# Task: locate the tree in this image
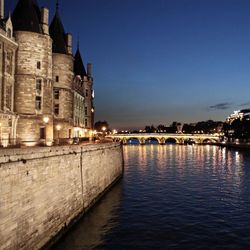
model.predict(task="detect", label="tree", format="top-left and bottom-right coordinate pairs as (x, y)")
top-left (94, 121), bottom-right (109, 132)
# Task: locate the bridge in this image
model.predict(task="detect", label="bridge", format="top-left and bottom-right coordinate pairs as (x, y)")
top-left (106, 133), bottom-right (221, 145)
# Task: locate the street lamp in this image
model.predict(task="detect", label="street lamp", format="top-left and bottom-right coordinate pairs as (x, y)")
top-left (56, 124), bottom-right (61, 144)
top-left (102, 126), bottom-right (107, 139)
top-left (43, 116), bottom-right (49, 146)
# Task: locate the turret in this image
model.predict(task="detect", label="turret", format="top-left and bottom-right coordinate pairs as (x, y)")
top-left (12, 0), bottom-right (43, 34)
top-left (74, 47), bottom-right (87, 77)
top-left (50, 0), bottom-right (74, 139)
top-left (49, 2), bottom-right (68, 54)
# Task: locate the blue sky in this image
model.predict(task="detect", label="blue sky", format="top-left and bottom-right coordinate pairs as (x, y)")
top-left (7, 0), bottom-right (250, 129)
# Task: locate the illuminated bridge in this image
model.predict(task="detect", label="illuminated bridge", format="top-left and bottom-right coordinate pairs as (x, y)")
top-left (107, 133), bottom-right (221, 145)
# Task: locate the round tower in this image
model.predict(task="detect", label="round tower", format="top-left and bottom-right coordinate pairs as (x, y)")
top-left (12, 0), bottom-right (53, 145)
top-left (49, 3), bottom-right (74, 140)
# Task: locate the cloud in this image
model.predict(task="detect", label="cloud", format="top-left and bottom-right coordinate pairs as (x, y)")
top-left (209, 102), bottom-right (232, 110)
top-left (239, 102), bottom-right (250, 107)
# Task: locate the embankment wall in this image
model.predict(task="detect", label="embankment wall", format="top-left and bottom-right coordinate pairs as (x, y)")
top-left (0, 142), bottom-right (123, 250)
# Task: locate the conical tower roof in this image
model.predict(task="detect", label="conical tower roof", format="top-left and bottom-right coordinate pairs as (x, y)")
top-left (74, 48), bottom-right (87, 77)
top-left (49, 6), bottom-right (67, 54)
top-left (12, 0), bottom-right (42, 34)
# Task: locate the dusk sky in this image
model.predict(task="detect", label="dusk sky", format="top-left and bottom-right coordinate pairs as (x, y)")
top-left (7, 0), bottom-right (250, 129)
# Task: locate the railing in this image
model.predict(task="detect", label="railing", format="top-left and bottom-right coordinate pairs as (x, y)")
top-left (0, 137), bottom-right (109, 149)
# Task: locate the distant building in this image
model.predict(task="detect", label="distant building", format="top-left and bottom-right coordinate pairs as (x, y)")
top-left (226, 109), bottom-right (250, 124)
top-left (0, 0), bottom-right (94, 146)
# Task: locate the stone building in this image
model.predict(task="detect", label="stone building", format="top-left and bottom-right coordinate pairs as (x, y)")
top-left (0, 5), bottom-right (19, 146)
top-left (0, 0), bottom-right (94, 146)
top-left (73, 45), bottom-right (94, 138)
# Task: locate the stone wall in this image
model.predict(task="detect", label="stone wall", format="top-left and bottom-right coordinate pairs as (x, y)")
top-left (0, 142), bottom-right (123, 250)
top-left (14, 31), bottom-right (53, 142)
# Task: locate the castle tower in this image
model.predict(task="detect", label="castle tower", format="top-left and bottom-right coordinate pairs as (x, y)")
top-left (74, 46), bottom-right (94, 137)
top-left (49, 2), bottom-right (74, 140)
top-left (12, 0), bottom-right (53, 145)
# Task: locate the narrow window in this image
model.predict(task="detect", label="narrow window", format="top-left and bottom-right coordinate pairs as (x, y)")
top-left (37, 61), bottom-right (41, 69)
top-left (85, 119), bottom-right (88, 127)
top-left (54, 104), bottom-right (59, 115)
top-left (54, 89), bottom-right (59, 99)
top-left (40, 127), bottom-right (45, 139)
top-left (56, 76), bottom-right (59, 82)
top-left (7, 28), bottom-right (11, 38)
top-left (35, 96), bottom-right (42, 110)
top-left (85, 107), bottom-right (87, 115)
top-left (36, 79), bottom-right (42, 91)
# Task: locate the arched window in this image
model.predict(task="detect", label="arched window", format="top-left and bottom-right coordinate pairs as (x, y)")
top-left (7, 28), bottom-right (11, 38)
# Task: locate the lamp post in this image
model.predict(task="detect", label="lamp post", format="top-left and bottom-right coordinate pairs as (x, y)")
top-left (56, 124), bottom-right (61, 145)
top-left (43, 116), bottom-right (49, 146)
top-left (102, 126), bottom-right (106, 140)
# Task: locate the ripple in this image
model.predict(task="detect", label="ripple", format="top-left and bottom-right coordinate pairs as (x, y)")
top-left (53, 145), bottom-right (250, 250)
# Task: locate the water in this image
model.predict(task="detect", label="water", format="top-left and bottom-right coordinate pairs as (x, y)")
top-left (52, 145), bottom-right (250, 250)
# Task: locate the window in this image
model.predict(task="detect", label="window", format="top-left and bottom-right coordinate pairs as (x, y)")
top-left (40, 127), bottom-right (45, 139)
top-left (37, 61), bottom-right (41, 69)
top-left (56, 76), bottom-right (59, 82)
top-left (36, 79), bottom-right (42, 91)
top-left (54, 104), bottom-right (59, 115)
top-left (86, 89), bottom-right (88, 97)
top-left (6, 86), bottom-right (12, 110)
top-left (54, 89), bottom-right (59, 99)
top-left (6, 52), bottom-right (12, 74)
top-left (7, 28), bottom-right (11, 38)
top-left (35, 96), bottom-right (42, 110)
top-left (85, 119), bottom-right (88, 127)
top-left (85, 107), bottom-right (87, 115)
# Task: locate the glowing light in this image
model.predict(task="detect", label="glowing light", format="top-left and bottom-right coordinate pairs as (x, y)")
top-left (102, 126), bottom-right (106, 132)
top-left (112, 129), bottom-right (117, 134)
top-left (43, 116), bottom-right (49, 124)
top-left (91, 108), bottom-right (94, 113)
top-left (56, 125), bottom-right (61, 131)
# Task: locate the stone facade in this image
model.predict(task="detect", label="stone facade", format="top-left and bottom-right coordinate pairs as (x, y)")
top-left (0, 15), bottom-right (19, 146)
top-left (0, 142), bottom-right (123, 250)
top-left (0, 0), bottom-right (94, 146)
top-left (52, 53), bottom-right (74, 139)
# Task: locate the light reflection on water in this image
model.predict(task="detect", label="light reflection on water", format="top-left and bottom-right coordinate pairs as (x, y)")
top-left (52, 145), bottom-right (250, 250)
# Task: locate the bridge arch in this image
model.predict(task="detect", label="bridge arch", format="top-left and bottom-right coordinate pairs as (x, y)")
top-left (127, 137), bottom-right (140, 144)
top-left (144, 137), bottom-right (160, 144)
top-left (164, 137), bottom-right (179, 144)
top-left (202, 138), bottom-right (218, 144)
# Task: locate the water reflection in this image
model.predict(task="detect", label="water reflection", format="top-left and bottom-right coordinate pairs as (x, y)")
top-left (53, 145), bottom-right (250, 249)
top-left (52, 183), bottom-right (122, 250)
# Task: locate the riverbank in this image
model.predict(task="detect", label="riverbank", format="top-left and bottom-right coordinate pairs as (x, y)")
top-left (211, 142), bottom-right (250, 150)
top-left (0, 142), bottom-right (124, 250)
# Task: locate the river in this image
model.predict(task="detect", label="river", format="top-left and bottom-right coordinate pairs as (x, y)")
top-left (52, 145), bottom-right (250, 250)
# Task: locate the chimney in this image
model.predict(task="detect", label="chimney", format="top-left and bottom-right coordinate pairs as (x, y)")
top-left (66, 33), bottom-right (72, 55)
top-left (0, 0), bottom-right (4, 19)
top-left (87, 63), bottom-right (92, 77)
top-left (41, 7), bottom-right (49, 35)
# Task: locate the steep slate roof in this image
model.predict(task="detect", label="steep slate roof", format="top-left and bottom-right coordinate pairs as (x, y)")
top-left (12, 0), bottom-right (42, 33)
top-left (74, 48), bottom-right (87, 77)
top-left (49, 9), bottom-right (67, 54)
